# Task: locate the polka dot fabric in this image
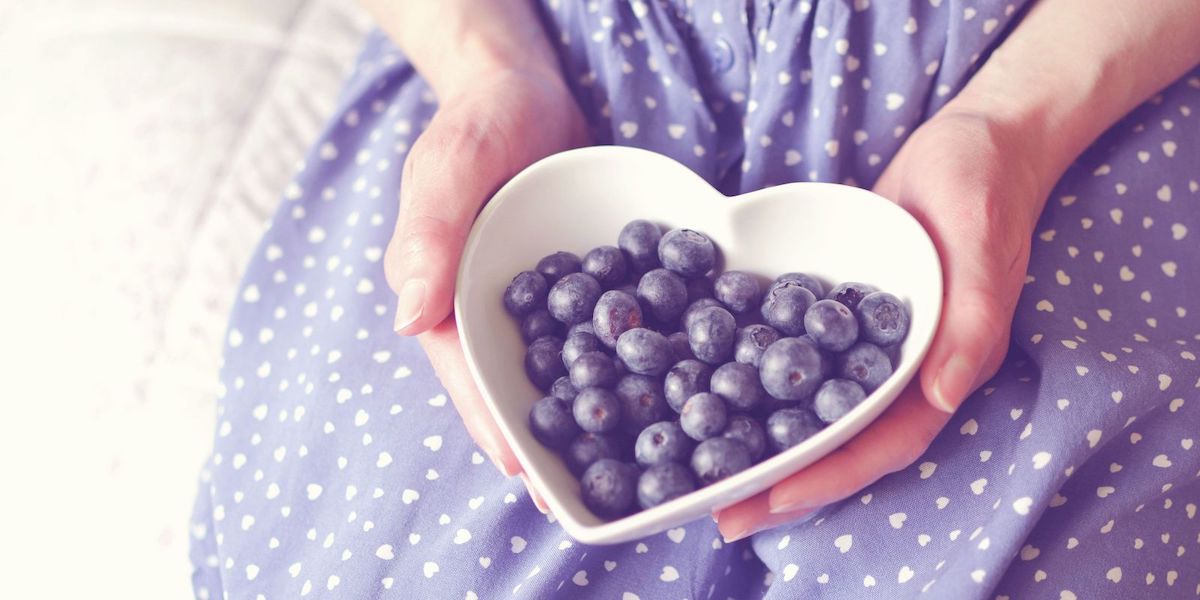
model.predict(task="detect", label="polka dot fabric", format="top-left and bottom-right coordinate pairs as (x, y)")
top-left (190, 2), bottom-right (1200, 598)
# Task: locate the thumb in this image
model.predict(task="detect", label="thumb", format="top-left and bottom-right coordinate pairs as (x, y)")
top-left (385, 110), bottom-right (518, 335)
top-left (919, 277), bottom-right (1010, 413)
top-left (873, 163), bottom-right (1016, 415)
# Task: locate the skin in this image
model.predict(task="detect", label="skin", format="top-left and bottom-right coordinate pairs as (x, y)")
top-left (367, 0), bottom-right (1200, 530)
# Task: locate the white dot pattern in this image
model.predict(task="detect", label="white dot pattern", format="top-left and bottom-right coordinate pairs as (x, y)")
top-left (190, 2), bottom-right (1200, 598)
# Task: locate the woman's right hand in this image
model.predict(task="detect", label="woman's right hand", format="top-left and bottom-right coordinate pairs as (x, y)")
top-left (384, 64), bottom-right (589, 496)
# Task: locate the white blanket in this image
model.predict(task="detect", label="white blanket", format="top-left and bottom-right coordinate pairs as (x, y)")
top-left (0, 1), bottom-right (370, 596)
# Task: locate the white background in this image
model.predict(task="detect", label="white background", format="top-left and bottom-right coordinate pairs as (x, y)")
top-left (0, 1), bottom-right (369, 596)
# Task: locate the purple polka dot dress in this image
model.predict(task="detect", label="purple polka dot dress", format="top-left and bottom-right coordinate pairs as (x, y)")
top-left (190, 1), bottom-right (1200, 598)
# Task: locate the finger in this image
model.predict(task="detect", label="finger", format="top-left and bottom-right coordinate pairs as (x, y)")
top-left (519, 473), bottom-right (550, 515)
top-left (870, 149), bottom-right (905, 202)
top-left (874, 162), bottom-right (1018, 414)
top-left (920, 280), bottom-right (1011, 413)
top-left (418, 315), bottom-right (522, 477)
top-left (909, 195), bottom-right (1017, 414)
top-left (765, 381), bottom-right (951, 514)
top-left (386, 108), bottom-right (519, 336)
top-left (715, 491), bottom-right (816, 543)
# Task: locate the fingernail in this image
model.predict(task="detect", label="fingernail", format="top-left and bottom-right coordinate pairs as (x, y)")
top-left (725, 506), bottom-right (819, 543)
top-left (519, 474), bottom-right (548, 514)
top-left (392, 279), bottom-right (426, 333)
top-left (932, 355), bottom-right (980, 413)
top-left (769, 499), bottom-right (810, 515)
top-left (768, 492), bottom-right (828, 515)
top-left (769, 489), bottom-right (815, 515)
top-left (487, 451), bottom-right (516, 478)
top-left (722, 528), bottom-right (751, 544)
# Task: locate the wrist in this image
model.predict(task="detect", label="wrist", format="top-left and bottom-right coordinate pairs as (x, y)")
top-left (941, 69), bottom-right (1072, 204)
top-left (929, 93), bottom-right (1052, 232)
top-left (431, 30), bottom-right (565, 102)
top-left (367, 0), bottom-right (567, 103)
top-left (411, 1), bottom-right (565, 103)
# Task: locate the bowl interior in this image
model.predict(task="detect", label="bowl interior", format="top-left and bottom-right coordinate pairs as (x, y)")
top-left (455, 146), bottom-right (942, 545)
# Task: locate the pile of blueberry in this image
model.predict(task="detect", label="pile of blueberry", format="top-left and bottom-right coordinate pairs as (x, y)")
top-left (502, 220), bottom-right (910, 519)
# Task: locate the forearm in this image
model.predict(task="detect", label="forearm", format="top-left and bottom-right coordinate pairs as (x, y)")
top-left (360, 0), bottom-right (562, 99)
top-left (946, 0), bottom-right (1200, 200)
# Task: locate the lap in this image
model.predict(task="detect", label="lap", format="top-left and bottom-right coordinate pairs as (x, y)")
top-left (191, 10), bottom-right (1200, 598)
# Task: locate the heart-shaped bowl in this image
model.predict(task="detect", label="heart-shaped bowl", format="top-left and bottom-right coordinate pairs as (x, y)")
top-left (455, 146), bottom-right (942, 545)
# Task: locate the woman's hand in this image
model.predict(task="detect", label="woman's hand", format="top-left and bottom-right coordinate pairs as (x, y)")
top-left (386, 69), bottom-right (587, 499)
top-left (715, 0), bottom-right (1200, 540)
top-left (715, 107), bottom-right (1045, 541)
top-left (372, 0), bottom-right (589, 503)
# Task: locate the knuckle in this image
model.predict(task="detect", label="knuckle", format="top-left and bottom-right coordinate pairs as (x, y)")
top-left (383, 215), bottom-right (460, 289)
top-left (404, 114), bottom-right (507, 189)
top-left (891, 429), bottom-right (937, 472)
top-left (955, 287), bottom-right (1011, 345)
top-left (392, 214), bottom-right (458, 257)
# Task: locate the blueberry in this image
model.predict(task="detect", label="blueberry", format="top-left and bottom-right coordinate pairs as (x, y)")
top-left (680, 392), bottom-right (728, 441)
top-left (686, 276), bottom-right (715, 302)
top-left (813, 379), bottom-right (867, 424)
top-left (636, 268), bottom-right (688, 323)
top-left (612, 358), bottom-right (629, 378)
top-left (803, 299), bottom-right (859, 352)
top-left (713, 271), bottom-right (762, 314)
top-left (562, 331), bottom-right (605, 368)
top-left (637, 462), bottom-right (697, 509)
top-left (573, 387), bottom-right (622, 433)
top-left (855, 292), bottom-right (910, 347)
top-left (710, 361), bottom-right (765, 411)
top-left (565, 432), bottom-right (622, 475)
top-left (837, 342), bottom-right (893, 392)
top-left (682, 297), bottom-right (724, 332)
top-left (550, 376), bottom-right (578, 402)
top-left (766, 408), bottom-right (824, 452)
top-left (691, 437), bottom-right (752, 485)
top-left (667, 331), bottom-right (694, 361)
top-left (536, 251), bottom-right (582, 284)
top-left (582, 245), bottom-right (629, 288)
top-left (524, 335), bottom-right (566, 391)
top-left (798, 334), bottom-right (836, 380)
top-left (658, 228), bottom-right (716, 277)
top-left (663, 359), bottom-right (713, 413)
top-left (722, 414), bottom-right (768, 460)
top-left (634, 421), bottom-right (693, 467)
top-left (687, 305), bottom-right (737, 365)
top-left (756, 396), bottom-right (799, 419)
top-left (734, 324), bottom-right (781, 367)
top-left (547, 272), bottom-right (602, 325)
top-left (616, 328), bottom-right (674, 376)
top-left (568, 321), bottom-right (596, 338)
top-left (570, 351), bottom-right (620, 389)
top-left (503, 270), bottom-right (549, 317)
top-left (826, 281), bottom-right (878, 311)
top-left (614, 282), bottom-right (639, 298)
top-left (761, 284), bottom-right (816, 336)
top-left (529, 396), bottom-right (580, 449)
top-left (580, 459), bottom-right (637, 517)
top-left (615, 373), bottom-right (668, 434)
top-left (618, 219), bottom-right (663, 273)
top-left (758, 337), bottom-right (824, 400)
top-left (520, 308), bottom-right (562, 344)
top-left (591, 289), bottom-right (643, 348)
top-left (882, 341), bottom-right (902, 367)
top-left (772, 272), bottom-right (825, 298)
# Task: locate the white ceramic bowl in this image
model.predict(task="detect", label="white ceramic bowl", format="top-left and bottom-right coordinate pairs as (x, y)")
top-left (455, 146), bottom-right (942, 545)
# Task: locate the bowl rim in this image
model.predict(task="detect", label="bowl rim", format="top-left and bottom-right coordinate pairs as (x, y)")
top-left (454, 145), bottom-right (943, 545)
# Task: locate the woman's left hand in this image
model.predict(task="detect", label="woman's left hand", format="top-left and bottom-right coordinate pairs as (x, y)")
top-left (715, 105), bottom-right (1049, 541)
